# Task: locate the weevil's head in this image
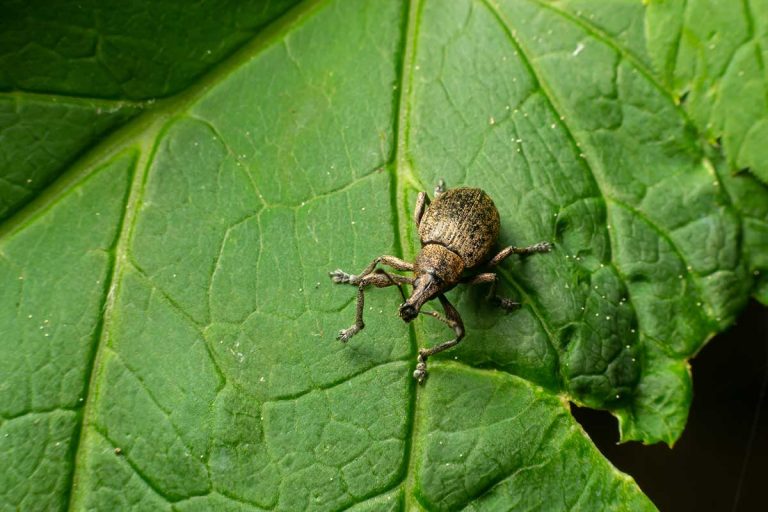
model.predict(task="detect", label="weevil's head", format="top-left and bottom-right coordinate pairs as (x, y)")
top-left (398, 244), bottom-right (464, 323)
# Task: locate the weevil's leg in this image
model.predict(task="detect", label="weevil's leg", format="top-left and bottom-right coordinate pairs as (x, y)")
top-left (487, 241), bottom-right (553, 267)
top-left (414, 192), bottom-right (429, 227)
top-left (413, 294), bottom-right (465, 383)
top-left (461, 272), bottom-right (496, 286)
top-left (414, 181), bottom-right (446, 227)
top-left (434, 179), bottom-right (446, 197)
top-left (365, 270), bottom-right (414, 287)
top-left (336, 271), bottom-right (414, 343)
top-left (418, 309), bottom-right (455, 329)
top-left (337, 284), bottom-right (367, 343)
top-left (329, 255), bottom-right (414, 285)
top-left (493, 296), bottom-right (522, 311)
top-left (461, 272), bottom-right (521, 311)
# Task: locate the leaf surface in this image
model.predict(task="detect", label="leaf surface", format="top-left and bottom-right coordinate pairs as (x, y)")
top-left (1, 0), bottom-right (766, 510)
top-left (548, 0), bottom-right (768, 183)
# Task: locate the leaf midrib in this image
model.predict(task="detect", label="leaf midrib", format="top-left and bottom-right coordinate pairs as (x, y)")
top-left (391, 0), bottom-right (423, 508)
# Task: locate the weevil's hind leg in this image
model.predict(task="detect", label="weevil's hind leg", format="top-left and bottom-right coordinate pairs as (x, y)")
top-left (413, 294), bottom-right (465, 383)
top-left (329, 255), bottom-right (414, 285)
top-left (414, 180), bottom-right (446, 227)
top-left (337, 271), bottom-right (414, 343)
top-left (492, 296), bottom-right (522, 311)
top-left (462, 273), bottom-right (521, 311)
top-left (414, 192), bottom-right (429, 227)
top-left (487, 242), bottom-right (553, 267)
top-left (434, 179), bottom-right (446, 197)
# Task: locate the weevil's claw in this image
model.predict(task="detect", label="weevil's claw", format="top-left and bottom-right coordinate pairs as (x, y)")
top-left (434, 179), bottom-right (446, 197)
top-left (495, 297), bottom-right (522, 311)
top-left (535, 241), bottom-right (553, 253)
top-left (337, 325), bottom-right (361, 343)
top-left (413, 353), bottom-right (428, 383)
top-left (329, 269), bottom-right (355, 284)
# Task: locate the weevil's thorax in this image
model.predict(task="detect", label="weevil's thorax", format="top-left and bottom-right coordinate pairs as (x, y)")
top-left (415, 244), bottom-right (464, 285)
top-left (398, 244), bottom-right (464, 323)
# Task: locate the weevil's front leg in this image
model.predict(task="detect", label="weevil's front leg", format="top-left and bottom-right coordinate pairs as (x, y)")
top-left (363, 269), bottom-right (414, 287)
top-left (413, 294), bottom-right (465, 383)
top-left (462, 273), bottom-right (521, 311)
top-left (329, 255), bottom-right (414, 285)
top-left (337, 271), bottom-right (415, 343)
top-left (487, 242), bottom-right (552, 267)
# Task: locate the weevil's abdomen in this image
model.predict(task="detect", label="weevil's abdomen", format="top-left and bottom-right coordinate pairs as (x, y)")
top-left (418, 187), bottom-right (500, 268)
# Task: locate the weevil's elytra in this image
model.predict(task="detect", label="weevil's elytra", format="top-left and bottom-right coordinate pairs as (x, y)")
top-left (329, 182), bottom-right (552, 383)
top-left (418, 188), bottom-right (500, 268)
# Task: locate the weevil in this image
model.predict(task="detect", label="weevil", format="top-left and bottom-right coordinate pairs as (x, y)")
top-left (329, 181), bottom-right (552, 383)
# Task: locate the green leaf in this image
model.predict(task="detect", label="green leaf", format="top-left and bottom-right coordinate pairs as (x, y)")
top-left (0, 95), bottom-right (140, 221)
top-left (0, 0), bottom-right (301, 220)
top-left (1, 0), bottom-right (766, 510)
top-left (571, 0), bottom-right (768, 184)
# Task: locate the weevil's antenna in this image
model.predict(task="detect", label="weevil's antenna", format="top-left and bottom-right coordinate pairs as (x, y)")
top-left (375, 269), bottom-right (408, 302)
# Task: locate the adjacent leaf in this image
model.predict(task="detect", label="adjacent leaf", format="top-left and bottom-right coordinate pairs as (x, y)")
top-left (0, 96), bottom-right (140, 221)
top-left (551, 0), bottom-right (768, 183)
top-left (0, 0), bottom-right (301, 98)
top-left (1, 0), bottom-right (766, 510)
top-left (0, 0), bottom-right (302, 220)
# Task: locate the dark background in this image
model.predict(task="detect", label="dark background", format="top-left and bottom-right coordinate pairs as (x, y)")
top-left (574, 300), bottom-right (768, 511)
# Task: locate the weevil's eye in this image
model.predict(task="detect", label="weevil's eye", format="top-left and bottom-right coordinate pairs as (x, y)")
top-left (399, 303), bottom-right (418, 323)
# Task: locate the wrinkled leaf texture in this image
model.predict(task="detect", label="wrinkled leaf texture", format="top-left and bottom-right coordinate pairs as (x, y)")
top-left (1, 0), bottom-right (767, 510)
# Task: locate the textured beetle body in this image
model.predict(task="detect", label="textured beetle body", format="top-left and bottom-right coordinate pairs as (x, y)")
top-left (329, 182), bottom-right (552, 383)
top-left (418, 187), bottom-right (500, 268)
top-left (401, 188), bottom-right (502, 321)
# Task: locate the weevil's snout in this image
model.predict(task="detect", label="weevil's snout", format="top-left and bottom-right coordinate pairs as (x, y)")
top-left (399, 303), bottom-right (418, 323)
top-left (399, 272), bottom-right (440, 323)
